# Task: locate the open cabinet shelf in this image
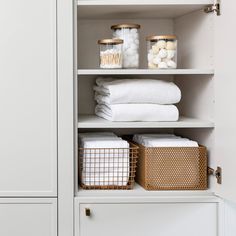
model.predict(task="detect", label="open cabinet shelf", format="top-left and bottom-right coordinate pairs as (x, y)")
top-left (77, 69), bottom-right (214, 76)
top-left (76, 0), bottom-right (219, 198)
top-left (78, 115), bottom-right (214, 129)
top-left (76, 183), bottom-right (218, 201)
top-left (77, 0), bottom-right (214, 19)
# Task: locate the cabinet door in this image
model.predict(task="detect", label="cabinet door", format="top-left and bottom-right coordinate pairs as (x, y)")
top-left (0, 0), bottom-right (57, 196)
top-left (0, 198), bottom-right (57, 236)
top-left (214, 1), bottom-right (236, 201)
top-left (79, 203), bottom-right (217, 236)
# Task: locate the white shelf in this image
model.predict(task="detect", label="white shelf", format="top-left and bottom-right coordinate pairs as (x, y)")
top-left (78, 115), bottom-right (214, 129)
top-left (76, 184), bottom-right (218, 202)
top-left (77, 0), bottom-right (214, 19)
top-left (77, 69), bottom-right (214, 76)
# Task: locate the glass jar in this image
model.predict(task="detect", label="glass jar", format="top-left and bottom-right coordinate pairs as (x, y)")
top-left (111, 24), bottom-right (140, 69)
top-left (146, 35), bottom-right (177, 69)
top-left (98, 38), bottom-right (123, 69)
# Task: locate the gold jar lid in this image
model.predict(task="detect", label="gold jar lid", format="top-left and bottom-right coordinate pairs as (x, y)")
top-left (98, 38), bottom-right (124, 45)
top-left (111, 23), bottom-right (141, 29)
top-left (146, 35), bottom-right (177, 41)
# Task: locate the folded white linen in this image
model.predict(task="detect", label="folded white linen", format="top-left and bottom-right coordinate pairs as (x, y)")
top-left (81, 172), bottom-right (129, 186)
top-left (133, 134), bottom-right (176, 144)
top-left (133, 134), bottom-right (198, 147)
top-left (79, 132), bottom-right (117, 139)
top-left (94, 78), bottom-right (181, 105)
top-left (83, 166), bottom-right (129, 174)
top-left (79, 133), bottom-right (130, 181)
top-left (95, 104), bottom-right (179, 122)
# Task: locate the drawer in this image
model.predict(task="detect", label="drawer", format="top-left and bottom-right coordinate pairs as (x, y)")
top-left (0, 198), bottom-right (57, 236)
top-left (78, 203), bottom-right (217, 236)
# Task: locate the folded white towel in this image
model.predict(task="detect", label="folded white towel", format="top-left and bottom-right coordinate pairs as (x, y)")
top-left (81, 172), bottom-right (129, 186)
top-left (79, 132), bottom-right (117, 139)
top-left (79, 133), bottom-right (130, 186)
top-left (133, 134), bottom-right (198, 147)
top-left (94, 78), bottom-right (181, 105)
top-left (133, 134), bottom-right (176, 144)
top-left (95, 104), bottom-right (179, 122)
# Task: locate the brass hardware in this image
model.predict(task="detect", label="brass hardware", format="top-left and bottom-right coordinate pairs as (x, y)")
top-left (208, 166), bottom-right (222, 184)
top-left (204, 3), bottom-right (220, 16)
top-left (85, 208), bottom-right (91, 217)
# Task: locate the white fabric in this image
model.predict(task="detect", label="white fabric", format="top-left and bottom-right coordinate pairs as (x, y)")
top-left (95, 104), bottom-right (179, 122)
top-left (81, 172), bottom-right (129, 186)
top-left (94, 78), bottom-right (181, 105)
top-left (133, 134), bottom-right (198, 147)
top-left (79, 133), bottom-right (130, 186)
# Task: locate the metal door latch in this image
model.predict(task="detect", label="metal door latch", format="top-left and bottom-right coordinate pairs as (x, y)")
top-left (204, 3), bottom-right (220, 16)
top-left (208, 166), bottom-right (222, 184)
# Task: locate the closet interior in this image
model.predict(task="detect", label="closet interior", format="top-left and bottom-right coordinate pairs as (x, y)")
top-left (76, 1), bottom-right (216, 195)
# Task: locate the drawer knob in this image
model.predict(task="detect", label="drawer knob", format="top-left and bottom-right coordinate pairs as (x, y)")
top-left (85, 208), bottom-right (91, 217)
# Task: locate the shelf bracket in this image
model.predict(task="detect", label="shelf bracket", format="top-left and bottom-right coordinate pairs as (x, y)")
top-left (204, 3), bottom-right (220, 16)
top-left (208, 166), bottom-right (222, 184)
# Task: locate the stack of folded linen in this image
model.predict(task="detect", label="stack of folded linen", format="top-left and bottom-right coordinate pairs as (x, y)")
top-left (94, 77), bottom-right (181, 122)
top-left (133, 134), bottom-right (199, 147)
top-left (79, 132), bottom-right (130, 186)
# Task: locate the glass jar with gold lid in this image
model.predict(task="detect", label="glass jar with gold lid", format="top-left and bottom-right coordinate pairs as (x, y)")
top-left (98, 38), bottom-right (123, 69)
top-left (146, 35), bottom-right (177, 69)
top-left (111, 24), bottom-right (140, 69)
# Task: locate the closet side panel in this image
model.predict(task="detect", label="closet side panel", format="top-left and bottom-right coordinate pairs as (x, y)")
top-left (214, 1), bottom-right (236, 202)
top-left (0, 0), bottom-right (57, 196)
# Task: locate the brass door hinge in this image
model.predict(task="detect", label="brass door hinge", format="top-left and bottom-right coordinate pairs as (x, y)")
top-left (208, 166), bottom-right (222, 184)
top-left (204, 3), bottom-right (220, 16)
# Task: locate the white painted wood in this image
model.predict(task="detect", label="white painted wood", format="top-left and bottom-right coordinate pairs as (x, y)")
top-left (78, 69), bottom-right (214, 75)
top-left (224, 200), bottom-right (236, 236)
top-left (78, 115), bottom-right (214, 128)
top-left (0, 0), bottom-right (57, 196)
top-left (77, 202), bottom-right (217, 236)
top-left (57, 0), bottom-right (75, 235)
top-left (0, 198), bottom-right (57, 236)
top-left (77, 0), bottom-right (214, 19)
top-left (213, 1), bottom-right (236, 202)
top-left (77, 184), bottom-right (216, 199)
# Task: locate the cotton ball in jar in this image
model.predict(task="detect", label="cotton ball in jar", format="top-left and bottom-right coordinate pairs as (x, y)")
top-left (153, 56), bottom-right (161, 65)
top-left (130, 28), bottom-right (138, 34)
top-left (130, 43), bottom-right (138, 51)
top-left (167, 60), bottom-right (177, 68)
top-left (156, 40), bottom-right (167, 49)
top-left (158, 61), bottom-right (168, 69)
top-left (166, 41), bottom-right (176, 50)
top-left (167, 50), bottom-right (175, 59)
top-left (158, 49), bottom-right (168, 59)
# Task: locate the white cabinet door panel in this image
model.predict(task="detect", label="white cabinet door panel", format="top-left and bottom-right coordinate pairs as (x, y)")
top-left (79, 203), bottom-right (217, 236)
top-left (214, 0), bottom-right (236, 201)
top-left (0, 0), bottom-right (57, 196)
top-left (0, 198), bottom-right (57, 236)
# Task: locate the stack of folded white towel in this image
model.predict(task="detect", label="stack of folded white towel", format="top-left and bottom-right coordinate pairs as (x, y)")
top-left (94, 77), bottom-right (181, 122)
top-left (79, 132), bottom-right (130, 186)
top-left (133, 134), bottom-right (199, 147)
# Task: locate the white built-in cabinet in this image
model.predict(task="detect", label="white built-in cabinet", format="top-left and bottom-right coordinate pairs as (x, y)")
top-left (0, 0), bottom-right (58, 235)
top-left (75, 1), bottom-right (236, 236)
top-left (1, 0), bottom-right (236, 236)
top-left (0, 0), bottom-right (57, 197)
top-left (0, 198), bottom-right (57, 236)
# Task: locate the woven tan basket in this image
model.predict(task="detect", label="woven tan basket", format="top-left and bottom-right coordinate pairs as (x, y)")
top-left (79, 142), bottom-right (138, 190)
top-left (136, 144), bottom-right (208, 190)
